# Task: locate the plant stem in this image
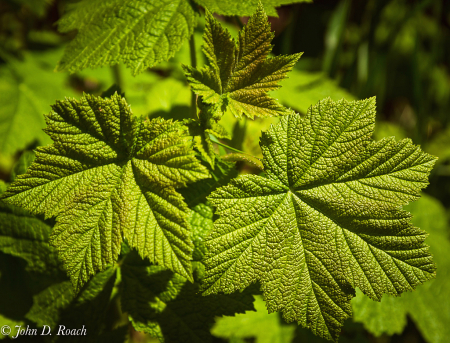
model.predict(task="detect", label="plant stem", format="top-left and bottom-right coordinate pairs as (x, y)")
top-left (209, 135), bottom-right (263, 170)
top-left (111, 64), bottom-right (122, 90)
top-left (189, 34), bottom-right (198, 119)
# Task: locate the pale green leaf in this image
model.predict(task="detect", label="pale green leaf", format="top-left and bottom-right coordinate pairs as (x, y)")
top-left (0, 52), bottom-right (76, 157)
top-left (353, 194), bottom-right (450, 343)
top-left (193, 0), bottom-right (312, 17)
top-left (184, 4), bottom-right (301, 119)
top-left (212, 295), bottom-right (295, 343)
top-left (1, 93), bottom-right (209, 292)
top-left (203, 97), bottom-right (436, 341)
top-left (121, 256), bottom-right (255, 343)
top-left (272, 69), bottom-right (355, 114)
top-left (56, 0), bottom-right (197, 75)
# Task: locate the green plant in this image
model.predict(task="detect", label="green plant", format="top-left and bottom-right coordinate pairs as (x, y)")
top-left (0, 1), bottom-right (439, 342)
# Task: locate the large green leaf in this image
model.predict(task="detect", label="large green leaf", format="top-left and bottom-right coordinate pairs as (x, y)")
top-left (56, 0), bottom-right (197, 75)
top-left (353, 194), bottom-right (450, 343)
top-left (184, 4), bottom-right (301, 119)
top-left (203, 97), bottom-right (436, 341)
top-left (193, 0), bottom-right (312, 17)
top-left (1, 93), bottom-right (209, 292)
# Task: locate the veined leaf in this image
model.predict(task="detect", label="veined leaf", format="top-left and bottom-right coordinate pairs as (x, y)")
top-left (121, 256), bottom-right (255, 343)
top-left (203, 97), bottom-right (436, 341)
top-left (190, 203), bottom-right (214, 261)
top-left (183, 4), bottom-right (302, 119)
top-left (193, 0), bottom-right (312, 17)
top-left (1, 93), bottom-right (209, 292)
top-left (56, 0), bottom-right (197, 75)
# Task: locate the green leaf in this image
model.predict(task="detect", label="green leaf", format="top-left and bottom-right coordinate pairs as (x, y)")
top-left (190, 203), bottom-right (214, 261)
top-left (2, 93), bottom-right (209, 292)
top-left (26, 266), bottom-right (117, 341)
top-left (56, 0), bottom-right (197, 76)
top-left (0, 197), bottom-right (60, 276)
top-left (0, 52), bottom-right (76, 157)
top-left (353, 194), bottom-right (450, 343)
top-left (272, 69), bottom-right (356, 114)
top-left (203, 97), bottom-right (436, 341)
top-left (212, 295), bottom-right (295, 343)
top-left (183, 4), bottom-right (302, 119)
top-left (121, 257), bottom-right (255, 343)
top-left (193, 0), bottom-right (312, 17)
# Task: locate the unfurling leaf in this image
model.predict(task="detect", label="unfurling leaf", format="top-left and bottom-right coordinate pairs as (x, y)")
top-left (203, 97), bottom-right (436, 341)
top-left (183, 4), bottom-right (302, 119)
top-left (1, 93), bottom-right (209, 292)
top-left (56, 0), bottom-right (197, 75)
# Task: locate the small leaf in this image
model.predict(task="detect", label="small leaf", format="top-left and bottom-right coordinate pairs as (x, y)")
top-left (2, 93), bottom-right (209, 292)
top-left (56, 0), bottom-right (197, 75)
top-left (183, 4), bottom-right (301, 119)
top-left (203, 97), bottom-right (436, 341)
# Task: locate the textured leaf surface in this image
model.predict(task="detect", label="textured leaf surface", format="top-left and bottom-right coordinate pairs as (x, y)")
top-left (193, 0), bottom-right (312, 17)
top-left (190, 203), bottom-right (214, 261)
top-left (184, 4), bottom-right (301, 119)
top-left (203, 97), bottom-right (436, 341)
top-left (1, 93), bottom-right (209, 291)
top-left (0, 52), bottom-right (75, 157)
top-left (56, 0), bottom-right (197, 75)
top-left (121, 256), bottom-right (255, 343)
top-left (353, 194), bottom-right (450, 343)
top-left (212, 295), bottom-right (295, 343)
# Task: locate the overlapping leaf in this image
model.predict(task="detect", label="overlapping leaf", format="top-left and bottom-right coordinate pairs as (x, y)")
top-left (203, 97), bottom-right (437, 341)
top-left (56, 0), bottom-right (197, 75)
top-left (1, 93), bottom-right (209, 292)
top-left (121, 255), bottom-right (255, 343)
top-left (183, 4), bottom-right (302, 119)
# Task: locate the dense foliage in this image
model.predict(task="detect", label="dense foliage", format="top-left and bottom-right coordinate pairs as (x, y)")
top-left (0, 0), bottom-right (449, 342)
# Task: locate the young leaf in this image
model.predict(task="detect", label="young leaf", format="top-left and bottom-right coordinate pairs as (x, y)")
top-left (56, 0), bottom-right (197, 75)
top-left (121, 257), bottom-right (255, 343)
top-left (1, 93), bottom-right (209, 292)
top-left (193, 0), bottom-right (312, 17)
top-left (203, 97), bottom-right (437, 341)
top-left (353, 194), bottom-right (450, 343)
top-left (183, 4), bottom-right (302, 119)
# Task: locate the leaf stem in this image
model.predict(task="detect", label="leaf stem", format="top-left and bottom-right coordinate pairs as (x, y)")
top-left (209, 135), bottom-right (263, 170)
top-left (189, 34), bottom-right (198, 119)
top-left (111, 64), bottom-right (122, 90)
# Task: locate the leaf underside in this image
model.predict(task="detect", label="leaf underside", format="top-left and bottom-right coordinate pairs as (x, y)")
top-left (203, 97), bottom-right (437, 341)
top-left (1, 93), bottom-right (209, 292)
top-left (56, 0), bottom-right (197, 75)
top-left (183, 4), bottom-right (302, 120)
